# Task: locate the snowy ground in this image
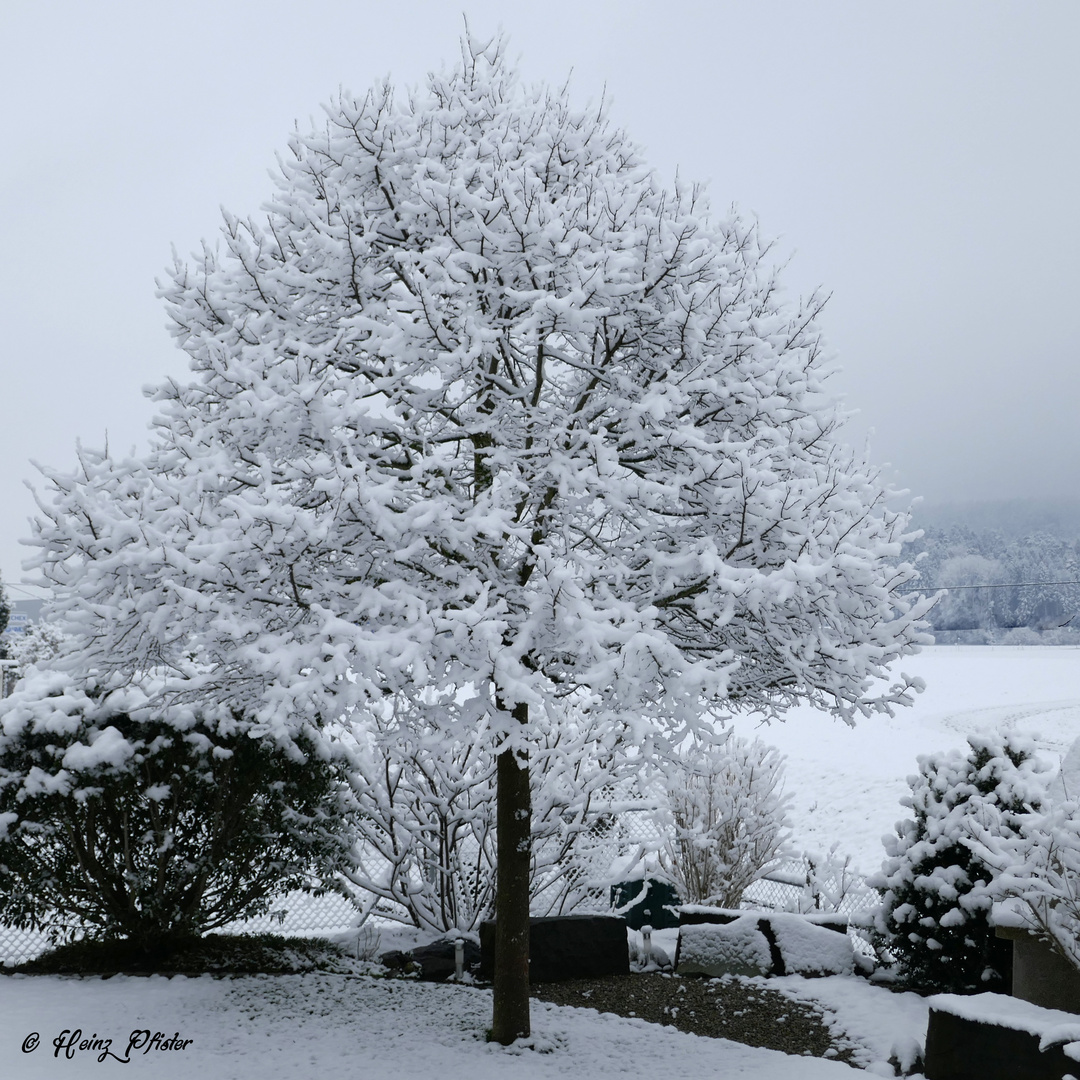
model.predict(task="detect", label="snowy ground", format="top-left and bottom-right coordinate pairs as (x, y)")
top-left (1, 645), bottom-right (1075, 1078)
top-left (0, 969), bottom-right (928, 1079)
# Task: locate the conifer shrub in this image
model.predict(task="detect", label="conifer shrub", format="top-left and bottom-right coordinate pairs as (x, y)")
top-left (869, 734), bottom-right (1048, 992)
top-left (0, 674), bottom-right (351, 955)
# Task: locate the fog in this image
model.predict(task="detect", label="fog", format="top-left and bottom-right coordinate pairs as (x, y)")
top-left (3, 0), bottom-right (1078, 580)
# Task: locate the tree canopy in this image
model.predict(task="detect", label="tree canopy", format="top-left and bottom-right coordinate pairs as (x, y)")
top-left (22, 34), bottom-right (931, 1039)
top-left (32, 39), bottom-right (927, 733)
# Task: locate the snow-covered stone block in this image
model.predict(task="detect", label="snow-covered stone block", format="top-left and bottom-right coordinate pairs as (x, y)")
top-left (675, 906), bottom-right (853, 978)
top-left (925, 992), bottom-right (1080, 1080)
top-left (675, 916), bottom-right (773, 977)
top-left (768, 912), bottom-right (854, 977)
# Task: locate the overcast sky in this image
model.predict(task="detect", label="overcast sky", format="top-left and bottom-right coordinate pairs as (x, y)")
top-left (2, 0), bottom-right (1078, 584)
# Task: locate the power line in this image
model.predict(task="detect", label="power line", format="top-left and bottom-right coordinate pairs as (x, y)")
top-left (901, 579), bottom-right (1080, 594)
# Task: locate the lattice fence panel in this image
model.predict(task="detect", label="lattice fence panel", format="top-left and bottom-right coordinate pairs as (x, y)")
top-left (740, 858), bottom-right (877, 917)
top-left (221, 891), bottom-right (360, 937)
top-left (740, 859), bottom-right (879, 959)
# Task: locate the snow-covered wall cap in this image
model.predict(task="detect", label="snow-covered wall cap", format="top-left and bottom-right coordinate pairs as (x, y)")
top-left (678, 905), bottom-right (745, 917)
top-left (928, 991), bottom-right (1080, 1051)
top-left (989, 898), bottom-right (1034, 930)
top-left (677, 903), bottom-right (847, 926)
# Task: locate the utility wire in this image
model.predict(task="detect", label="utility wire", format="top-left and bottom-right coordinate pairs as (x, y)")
top-left (900, 579), bottom-right (1080, 594)
top-left (925, 579), bottom-right (1080, 591)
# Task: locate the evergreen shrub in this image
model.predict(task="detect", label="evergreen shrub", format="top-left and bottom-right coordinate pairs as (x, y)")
top-left (869, 734), bottom-right (1048, 992)
top-left (0, 675), bottom-right (351, 955)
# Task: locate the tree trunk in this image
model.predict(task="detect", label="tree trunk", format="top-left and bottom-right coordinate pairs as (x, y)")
top-left (490, 700), bottom-right (532, 1044)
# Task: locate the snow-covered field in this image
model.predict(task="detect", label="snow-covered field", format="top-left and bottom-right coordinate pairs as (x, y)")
top-left (0, 645), bottom-right (1075, 1078)
top-left (731, 645), bottom-right (1080, 874)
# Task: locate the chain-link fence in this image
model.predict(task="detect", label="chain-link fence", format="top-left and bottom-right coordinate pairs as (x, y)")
top-left (0, 924), bottom-right (63, 968)
top-left (1, 849), bottom-right (879, 967)
top-left (0, 891), bottom-right (363, 968)
top-left (741, 859), bottom-right (877, 918)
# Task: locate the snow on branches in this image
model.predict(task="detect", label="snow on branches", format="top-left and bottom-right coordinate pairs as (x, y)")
top-left (340, 692), bottom-right (642, 932)
top-left (27, 34), bottom-right (930, 745)
top-left (657, 735), bottom-right (792, 907)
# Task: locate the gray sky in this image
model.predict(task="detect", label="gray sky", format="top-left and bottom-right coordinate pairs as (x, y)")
top-left (3, 0), bottom-right (1078, 582)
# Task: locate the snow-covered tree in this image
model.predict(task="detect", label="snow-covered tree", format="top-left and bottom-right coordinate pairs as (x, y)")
top-left (5, 618), bottom-right (69, 679)
top-left (0, 578), bottom-right (10, 695)
top-left (0, 578), bottom-right (9, 660)
top-left (657, 735), bottom-right (792, 907)
top-left (905, 521), bottom-right (1080, 641)
top-left (869, 735), bottom-right (1048, 992)
top-left (23, 34), bottom-right (930, 1040)
top-left (967, 739), bottom-right (1080, 974)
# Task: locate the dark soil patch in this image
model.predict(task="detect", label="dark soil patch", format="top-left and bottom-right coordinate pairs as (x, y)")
top-left (10, 934), bottom-right (352, 976)
top-left (531, 973), bottom-right (860, 1064)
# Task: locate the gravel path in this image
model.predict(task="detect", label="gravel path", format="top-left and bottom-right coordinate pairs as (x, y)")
top-left (531, 973), bottom-right (860, 1066)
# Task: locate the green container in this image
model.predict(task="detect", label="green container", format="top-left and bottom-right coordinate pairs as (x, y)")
top-left (610, 878), bottom-right (681, 930)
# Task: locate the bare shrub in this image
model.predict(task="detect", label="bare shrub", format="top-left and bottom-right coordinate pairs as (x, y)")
top-left (658, 735), bottom-right (792, 907)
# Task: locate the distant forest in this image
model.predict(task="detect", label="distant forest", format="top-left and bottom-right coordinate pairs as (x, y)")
top-left (905, 498), bottom-right (1080, 644)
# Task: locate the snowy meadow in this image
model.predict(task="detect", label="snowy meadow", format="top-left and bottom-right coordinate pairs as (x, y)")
top-left (2, 644), bottom-right (1075, 1079)
top-left (730, 645), bottom-right (1080, 875)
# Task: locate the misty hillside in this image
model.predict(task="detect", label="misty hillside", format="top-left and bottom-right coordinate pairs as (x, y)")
top-left (904, 498), bottom-right (1080, 643)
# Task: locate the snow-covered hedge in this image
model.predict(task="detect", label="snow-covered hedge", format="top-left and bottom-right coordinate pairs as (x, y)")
top-left (0, 671), bottom-right (352, 952)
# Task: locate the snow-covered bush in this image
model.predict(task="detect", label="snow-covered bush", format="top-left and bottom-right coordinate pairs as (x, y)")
top-left (341, 694), bottom-right (638, 931)
top-left (657, 735), bottom-right (792, 907)
top-left (869, 734), bottom-right (1048, 992)
top-left (967, 739), bottom-right (1080, 973)
top-left (0, 672), bottom-right (351, 953)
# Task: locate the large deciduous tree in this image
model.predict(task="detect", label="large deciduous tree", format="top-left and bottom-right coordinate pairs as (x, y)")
top-left (26, 35), bottom-right (930, 1041)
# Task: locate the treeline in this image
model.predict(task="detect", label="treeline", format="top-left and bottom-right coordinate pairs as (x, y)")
top-left (905, 499), bottom-right (1080, 643)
